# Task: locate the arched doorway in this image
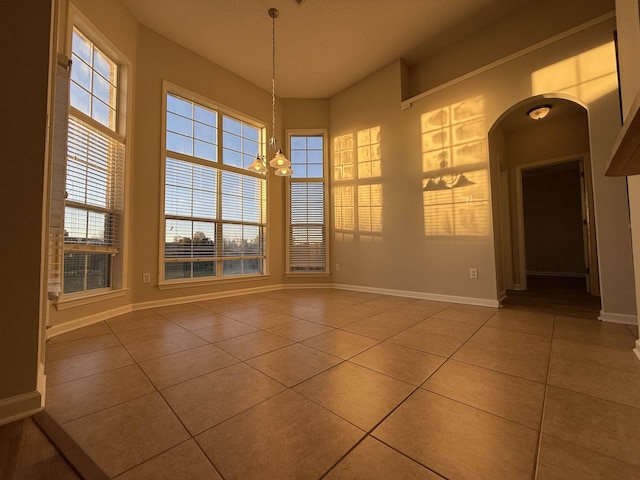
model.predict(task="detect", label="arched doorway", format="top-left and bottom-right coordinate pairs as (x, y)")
top-left (489, 96), bottom-right (601, 313)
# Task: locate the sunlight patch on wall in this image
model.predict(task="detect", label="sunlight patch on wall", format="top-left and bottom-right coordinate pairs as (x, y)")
top-left (531, 42), bottom-right (618, 104)
top-left (333, 127), bottom-right (383, 242)
top-left (421, 96), bottom-right (490, 238)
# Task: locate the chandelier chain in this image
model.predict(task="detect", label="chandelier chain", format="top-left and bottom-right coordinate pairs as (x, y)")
top-left (271, 12), bottom-right (277, 152)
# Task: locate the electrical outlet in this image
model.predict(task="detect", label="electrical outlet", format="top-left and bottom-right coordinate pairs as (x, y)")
top-left (142, 272), bottom-right (151, 283)
top-left (335, 263), bottom-right (340, 271)
top-left (469, 268), bottom-right (478, 279)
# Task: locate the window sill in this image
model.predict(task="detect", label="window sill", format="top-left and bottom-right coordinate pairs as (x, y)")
top-left (54, 288), bottom-right (128, 311)
top-left (157, 274), bottom-right (271, 290)
top-left (285, 272), bottom-right (331, 278)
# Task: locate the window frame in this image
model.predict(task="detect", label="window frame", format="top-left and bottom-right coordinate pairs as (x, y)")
top-left (159, 82), bottom-right (269, 287)
top-left (285, 129), bottom-right (330, 276)
top-left (51, 13), bottom-right (131, 306)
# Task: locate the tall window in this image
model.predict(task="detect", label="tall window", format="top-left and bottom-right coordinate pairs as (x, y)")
top-left (287, 131), bottom-right (328, 273)
top-left (163, 90), bottom-right (266, 281)
top-left (60, 27), bottom-right (125, 295)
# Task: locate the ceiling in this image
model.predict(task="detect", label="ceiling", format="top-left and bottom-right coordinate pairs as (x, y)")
top-left (119, 0), bottom-right (533, 98)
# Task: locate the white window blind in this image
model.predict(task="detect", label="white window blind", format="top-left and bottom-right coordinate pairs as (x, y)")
top-left (288, 133), bottom-right (328, 273)
top-left (47, 61), bottom-right (71, 299)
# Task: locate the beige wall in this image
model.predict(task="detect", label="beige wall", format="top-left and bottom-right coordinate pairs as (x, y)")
top-left (615, 0), bottom-right (640, 344)
top-left (0, 0), bottom-right (51, 422)
top-left (408, 0), bottom-right (615, 98)
top-left (329, 16), bottom-right (635, 313)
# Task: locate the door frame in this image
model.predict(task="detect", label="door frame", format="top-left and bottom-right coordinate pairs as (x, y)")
top-left (514, 154), bottom-right (598, 293)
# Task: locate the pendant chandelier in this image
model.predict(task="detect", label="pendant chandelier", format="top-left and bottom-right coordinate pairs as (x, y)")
top-left (248, 8), bottom-right (293, 176)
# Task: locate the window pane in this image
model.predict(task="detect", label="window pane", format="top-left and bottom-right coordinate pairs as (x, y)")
top-left (72, 31), bottom-right (91, 63)
top-left (223, 116), bottom-right (241, 135)
top-left (86, 253), bottom-right (111, 289)
top-left (194, 105), bottom-right (216, 125)
top-left (167, 95), bottom-right (192, 117)
top-left (193, 261), bottom-right (215, 277)
top-left (167, 112), bottom-right (193, 136)
top-left (93, 50), bottom-right (114, 84)
top-left (194, 141), bottom-right (217, 162)
top-left (71, 57), bottom-right (91, 91)
top-left (223, 259), bottom-right (242, 276)
top-left (70, 83), bottom-right (91, 116)
top-left (166, 132), bottom-right (193, 155)
top-left (165, 261), bottom-right (192, 280)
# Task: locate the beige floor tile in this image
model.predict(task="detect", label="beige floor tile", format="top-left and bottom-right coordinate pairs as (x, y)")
top-left (551, 338), bottom-right (640, 373)
top-left (433, 308), bottom-right (494, 326)
top-left (64, 393), bottom-right (189, 477)
top-left (168, 312), bottom-right (233, 331)
top-left (46, 364), bottom-right (155, 424)
top-left (153, 303), bottom-right (210, 319)
top-left (114, 322), bottom-right (187, 345)
top-left (447, 303), bottom-right (499, 316)
top-left (124, 330), bottom-right (208, 362)
top-left (214, 331), bottom-right (294, 360)
top-left (47, 322), bottom-right (112, 345)
top-left (294, 362), bottom-right (414, 430)
top-left (46, 334), bottom-right (121, 362)
top-left (139, 344), bottom-right (238, 389)
top-left (219, 306), bottom-right (265, 321)
top-left (373, 390), bottom-right (538, 480)
top-left (161, 363), bottom-right (285, 435)
top-left (422, 360), bottom-right (545, 429)
top-left (351, 342), bottom-right (445, 386)
top-left (266, 319), bottom-right (333, 341)
top-left (388, 317), bottom-right (479, 357)
top-left (191, 320), bottom-right (258, 342)
top-left (45, 346), bottom-right (134, 386)
top-left (452, 327), bottom-right (551, 382)
top-left (548, 354), bottom-right (640, 408)
top-left (302, 329), bottom-right (379, 359)
top-left (485, 309), bottom-right (555, 337)
top-left (196, 390), bottom-right (364, 480)
top-left (341, 311), bottom-right (425, 340)
top-left (247, 343), bottom-right (342, 387)
top-left (192, 297), bottom-right (243, 313)
top-left (535, 434), bottom-right (640, 480)
top-left (305, 309), bottom-right (365, 327)
top-left (238, 311), bottom-right (299, 329)
top-left (106, 313), bottom-right (170, 333)
top-left (114, 439), bottom-right (221, 480)
top-left (543, 386), bottom-right (640, 466)
top-left (554, 315), bottom-right (636, 348)
top-left (325, 436), bottom-right (444, 480)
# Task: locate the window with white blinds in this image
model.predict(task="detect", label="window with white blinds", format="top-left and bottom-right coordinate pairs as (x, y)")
top-left (163, 90), bottom-right (266, 282)
top-left (287, 132), bottom-right (328, 273)
top-left (50, 26), bottom-right (125, 296)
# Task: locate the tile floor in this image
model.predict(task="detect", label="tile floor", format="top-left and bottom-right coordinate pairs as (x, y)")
top-left (44, 289), bottom-right (640, 479)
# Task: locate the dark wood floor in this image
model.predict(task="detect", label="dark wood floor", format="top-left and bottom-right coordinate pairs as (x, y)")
top-left (0, 415), bottom-right (81, 480)
top-left (502, 275), bottom-right (601, 319)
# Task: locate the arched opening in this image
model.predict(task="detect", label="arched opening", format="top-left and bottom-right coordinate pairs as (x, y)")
top-left (489, 95), bottom-right (601, 315)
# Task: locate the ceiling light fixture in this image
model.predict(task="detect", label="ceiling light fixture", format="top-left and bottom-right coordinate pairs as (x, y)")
top-left (527, 104), bottom-right (552, 120)
top-left (248, 8), bottom-right (293, 177)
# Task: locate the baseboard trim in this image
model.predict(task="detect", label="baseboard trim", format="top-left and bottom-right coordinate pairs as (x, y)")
top-left (132, 283), bottom-right (285, 311)
top-left (47, 304), bottom-right (133, 338)
top-left (598, 311), bottom-right (638, 325)
top-left (634, 339), bottom-right (640, 361)
top-left (0, 391), bottom-right (42, 427)
top-left (332, 283), bottom-right (500, 308)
